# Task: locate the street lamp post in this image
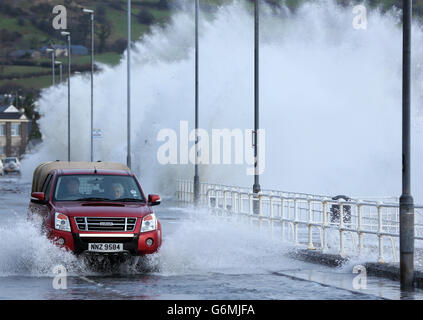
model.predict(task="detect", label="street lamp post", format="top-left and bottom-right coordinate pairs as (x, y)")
top-left (83, 8), bottom-right (95, 162)
top-left (400, 0), bottom-right (415, 291)
top-left (15, 89), bottom-right (21, 109)
top-left (253, 0), bottom-right (261, 214)
top-left (46, 48), bottom-right (55, 86)
top-left (127, 0), bottom-right (132, 169)
top-left (61, 31), bottom-right (71, 162)
top-left (193, 0), bottom-right (200, 205)
top-left (55, 61), bottom-right (63, 83)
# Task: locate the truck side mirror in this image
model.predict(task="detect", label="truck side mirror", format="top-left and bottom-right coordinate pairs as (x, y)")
top-left (148, 194), bottom-right (161, 206)
top-left (31, 192), bottom-right (46, 203)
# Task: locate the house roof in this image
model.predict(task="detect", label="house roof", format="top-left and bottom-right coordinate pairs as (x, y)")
top-left (8, 49), bottom-right (35, 57)
top-left (0, 105), bottom-right (28, 121)
top-left (0, 105), bottom-right (19, 113)
top-left (40, 45), bottom-right (88, 53)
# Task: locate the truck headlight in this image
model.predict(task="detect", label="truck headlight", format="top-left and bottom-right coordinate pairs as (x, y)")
top-left (141, 213), bottom-right (157, 233)
top-left (55, 212), bottom-right (71, 232)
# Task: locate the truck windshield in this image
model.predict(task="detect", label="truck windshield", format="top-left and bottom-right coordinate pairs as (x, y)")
top-left (54, 175), bottom-right (145, 202)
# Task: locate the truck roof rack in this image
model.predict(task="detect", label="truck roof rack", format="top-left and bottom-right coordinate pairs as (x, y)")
top-left (31, 161), bottom-right (131, 193)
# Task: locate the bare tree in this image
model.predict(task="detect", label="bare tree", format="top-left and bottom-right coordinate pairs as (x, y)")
top-left (96, 20), bottom-right (112, 53)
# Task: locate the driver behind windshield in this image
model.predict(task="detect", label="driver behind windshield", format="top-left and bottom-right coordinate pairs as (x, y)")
top-left (60, 177), bottom-right (81, 200)
top-left (112, 183), bottom-right (125, 199)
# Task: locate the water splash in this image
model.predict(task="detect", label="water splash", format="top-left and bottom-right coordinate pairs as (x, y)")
top-left (151, 206), bottom-right (294, 275)
top-left (20, 0), bottom-right (423, 202)
top-left (0, 218), bottom-right (83, 277)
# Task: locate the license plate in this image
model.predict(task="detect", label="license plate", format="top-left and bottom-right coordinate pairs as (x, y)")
top-left (88, 243), bottom-right (123, 252)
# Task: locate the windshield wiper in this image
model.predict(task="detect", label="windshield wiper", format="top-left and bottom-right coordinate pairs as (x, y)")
top-left (115, 198), bottom-right (146, 202)
top-left (76, 197), bottom-right (111, 201)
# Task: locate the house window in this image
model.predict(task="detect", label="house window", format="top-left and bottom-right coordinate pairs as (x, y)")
top-left (0, 146), bottom-right (4, 156)
top-left (0, 123), bottom-right (5, 136)
top-left (11, 123), bottom-right (20, 137)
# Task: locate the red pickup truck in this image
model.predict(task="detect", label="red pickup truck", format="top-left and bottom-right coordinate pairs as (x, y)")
top-left (28, 161), bottom-right (162, 261)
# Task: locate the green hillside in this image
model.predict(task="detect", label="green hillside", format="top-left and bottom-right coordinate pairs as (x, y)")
top-left (1, 0), bottom-right (422, 93)
top-left (0, 0), bottom-right (173, 92)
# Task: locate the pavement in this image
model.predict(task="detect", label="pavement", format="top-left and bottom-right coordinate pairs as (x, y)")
top-left (290, 248), bottom-right (423, 291)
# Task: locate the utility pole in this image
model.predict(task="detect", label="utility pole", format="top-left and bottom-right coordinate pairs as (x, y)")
top-left (82, 8), bottom-right (95, 162)
top-left (61, 31), bottom-right (71, 162)
top-left (15, 91), bottom-right (19, 109)
top-left (253, 0), bottom-right (261, 199)
top-left (400, 0), bottom-right (415, 291)
top-left (193, 0), bottom-right (200, 205)
top-left (127, 0), bottom-right (132, 169)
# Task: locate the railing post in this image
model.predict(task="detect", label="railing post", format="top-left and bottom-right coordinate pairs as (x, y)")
top-left (270, 196), bottom-right (274, 237)
top-left (357, 201), bottom-right (364, 257)
top-left (224, 190), bottom-right (228, 212)
top-left (308, 198), bottom-right (315, 250)
top-left (339, 201), bottom-right (346, 257)
top-left (259, 193), bottom-right (263, 216)
top-left (182, 180), bottom-right (185, 202)
top-left (177, 180), bottom-right (180, 200)
top-left (238, 187), bottom-right (242, 213)
top-left (199, 183), bottom-right (203, 205)
top-left (249, 193), bottom-right (253, 215)
top-left (322, 200), bottom-right (328, 252)
top-left (249, 193), bottom-right (253, 227)
top-left (207, 188), bottom-right (213, 215)
top-left (191, 180), bottom-right (194, 203)
top-left (294, 199), bottom-right (299, 246)
top-left (258, 194), bottom-right (263, 229)
top-left (281, 198), bottom-right (285, 241)
top-left (214, 188), bottom-right (218, 209)
top-left (378, 203), bottom-right (385, 263)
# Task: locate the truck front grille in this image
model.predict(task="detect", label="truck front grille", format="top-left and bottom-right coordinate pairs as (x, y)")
top-left (74, 217), bottom-right (137, 232)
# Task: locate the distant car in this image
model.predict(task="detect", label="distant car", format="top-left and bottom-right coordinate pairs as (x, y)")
top-left (3, 157), bottom-right (21, 175)
top-left (0, 160), bottom-right (4, 176)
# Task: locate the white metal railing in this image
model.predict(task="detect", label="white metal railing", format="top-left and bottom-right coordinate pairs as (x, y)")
top-left (176, 179), bottom-right (423, 263)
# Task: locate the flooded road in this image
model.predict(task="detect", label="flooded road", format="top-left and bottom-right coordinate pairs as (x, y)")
top-left (0, 176), bottom-right (420, 300)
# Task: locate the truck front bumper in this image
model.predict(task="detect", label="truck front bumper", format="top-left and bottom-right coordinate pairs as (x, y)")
top-left (48, 229), bottom-right (161, 256)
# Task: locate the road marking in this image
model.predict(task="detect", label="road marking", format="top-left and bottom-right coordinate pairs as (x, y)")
top-left (77, 275), bottom-right (130, 298)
